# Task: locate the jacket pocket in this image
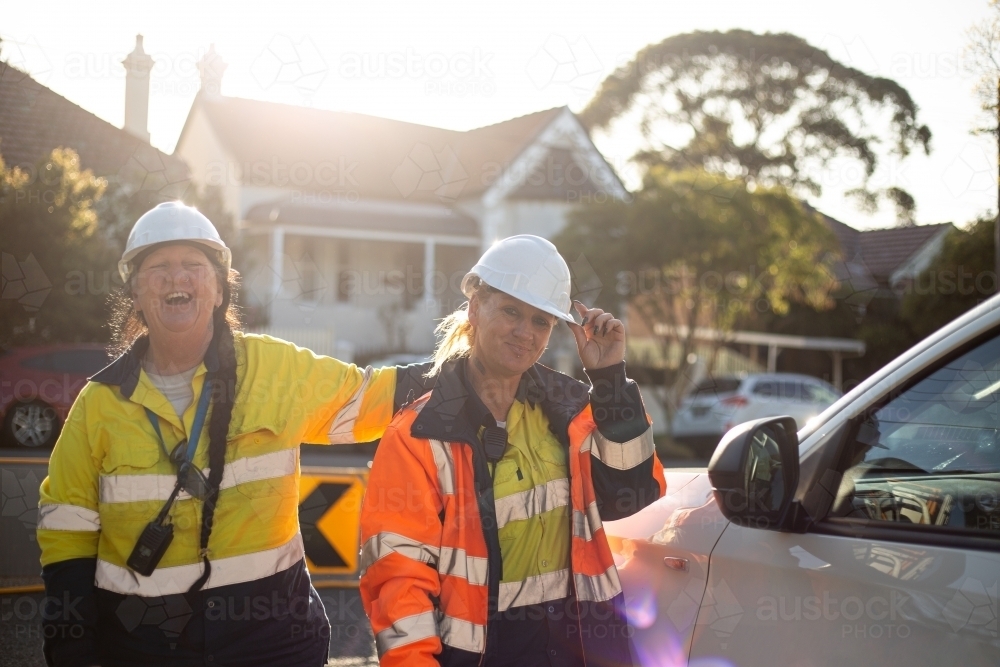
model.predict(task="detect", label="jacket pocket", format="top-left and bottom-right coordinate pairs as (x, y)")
top-left (100, 441), bottom-right (161, 475)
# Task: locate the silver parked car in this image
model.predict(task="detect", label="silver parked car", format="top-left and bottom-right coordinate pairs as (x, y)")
top-left (671, 373), bottom-right (841, 456)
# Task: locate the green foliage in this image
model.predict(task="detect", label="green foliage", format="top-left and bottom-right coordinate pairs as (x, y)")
top-left (555, 168), bottom-right (837, 392)
top-left (754, 218), bottom-right (995, 390)
top-left (0, 147), bottom-right (239, 347)
top-left (581, 29), bottom-right (931, 223)
top-left (900, 217), bottom-right (996, 339)
top-left (0, 148), bottom-right (107, 347)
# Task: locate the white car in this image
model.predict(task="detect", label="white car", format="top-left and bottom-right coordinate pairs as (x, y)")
top-left (671, 373), bottom-right (841, 456)
top-left (609, 296), bottom-right (1000, 665)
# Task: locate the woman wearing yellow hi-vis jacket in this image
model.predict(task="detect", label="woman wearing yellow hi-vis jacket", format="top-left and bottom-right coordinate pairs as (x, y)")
top-left (36, 202), bottom-right (430, 667)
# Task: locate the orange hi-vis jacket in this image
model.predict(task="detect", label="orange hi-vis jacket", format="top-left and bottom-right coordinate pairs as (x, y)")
top-left (360, 360), bottom-right (666, 667)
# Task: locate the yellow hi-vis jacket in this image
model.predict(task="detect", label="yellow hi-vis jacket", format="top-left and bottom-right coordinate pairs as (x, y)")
top-left (37, 332), bottom-right (428, 667)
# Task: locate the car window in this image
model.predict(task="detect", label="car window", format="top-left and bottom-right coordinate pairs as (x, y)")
top-left (753, 380), bottom-right (808, 400)
top-left (830, 333), bottom-right (1000, 534)
top-left (805, 383), bottom-right (840, 404)
top-left (54, 350), bottom-right (110, 374)
top-left (20, 354), bottom-right (54, 371)
top-left (21, 350), bottom-right (109, 374)
top-left (691, 377), bottom-right (741, 396)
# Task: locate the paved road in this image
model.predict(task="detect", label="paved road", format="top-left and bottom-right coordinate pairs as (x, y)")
top-left (1, 589), bottom-right (377, 667)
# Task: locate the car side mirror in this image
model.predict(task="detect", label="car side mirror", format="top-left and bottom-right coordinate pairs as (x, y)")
top-left (707, 416), bottom-right (801, 531)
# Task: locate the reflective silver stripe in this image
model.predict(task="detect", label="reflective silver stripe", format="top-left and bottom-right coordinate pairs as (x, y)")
top-left (37, 504), bottom-right (101, 531)
top-left (572, 501), bottom-right (602, 542)
top-left (498, 568), bottom-right (571, 611)
top-left (95, 532), bottom-right (305, 596)
top-left (438, 613), bottom-right (485, 652)
top-left (100, 472), bottom-right (176, 504)
top-left (573, 565), bottom-right (622, 602)
top-left (427, 439), bottom-right (455, 495)
top-left (360, 532), bottom-right (440, 577)
top-left (439, 546), bottom-right (489, 586)
top-left (328, 366), bottom-right (374, 444)
top-left (587, 429), bottom-right (654, 470)
top-left (99, 449), bottom-right (298, 504)
top-left (375, 610), bottom-right (438, 657)
top-left (494, 478), bottom-right (569, 530)
top-left (220, 448), bottom-right (297, 490)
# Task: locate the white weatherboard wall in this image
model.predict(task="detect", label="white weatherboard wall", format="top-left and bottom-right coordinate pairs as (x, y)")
top-left (247, 326), bottom-right (338, 359)
top-left (264, 299), bottom-right (438, 357)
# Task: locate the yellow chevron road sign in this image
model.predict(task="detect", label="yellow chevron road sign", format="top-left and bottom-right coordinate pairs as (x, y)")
top-left (298, 473), bottom-right (366, 575)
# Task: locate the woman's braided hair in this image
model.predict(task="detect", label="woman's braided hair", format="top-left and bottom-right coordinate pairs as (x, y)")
top-left (190, 282), bottom-right (239, 591)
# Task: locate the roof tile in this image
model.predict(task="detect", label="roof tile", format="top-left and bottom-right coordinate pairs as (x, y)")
top-left (820, 211), bottom-right (951, 282)
top-left (0, 63), bottom-right (187, 183)
top-left (187, 95), bottom-right (564, 202)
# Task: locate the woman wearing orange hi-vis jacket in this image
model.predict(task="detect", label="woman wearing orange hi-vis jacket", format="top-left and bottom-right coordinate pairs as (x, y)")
top-left (360, 236), bottom-right (666, 667)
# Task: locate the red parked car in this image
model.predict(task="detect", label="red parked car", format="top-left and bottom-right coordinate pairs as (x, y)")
top-left (0, 344), bottom-right (111, 449)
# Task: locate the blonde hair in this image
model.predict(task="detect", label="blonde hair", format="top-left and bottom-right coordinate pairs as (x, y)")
top-left (428, 278), bottom-right (496, 377)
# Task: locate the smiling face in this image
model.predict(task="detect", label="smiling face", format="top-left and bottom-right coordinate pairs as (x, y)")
top-left (132, 243), bottom-right (223, 342)
top-left (468, 288), bottom-right (557, 378)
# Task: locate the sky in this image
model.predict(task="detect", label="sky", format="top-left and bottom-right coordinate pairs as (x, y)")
top-left (2, 0), bottom-right (997, 230)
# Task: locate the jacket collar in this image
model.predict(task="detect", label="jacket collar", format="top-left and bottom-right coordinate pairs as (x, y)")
top-left (89, 334), bottom-right (221, 400)
top-left (411, 357), bottom-right (590, 447)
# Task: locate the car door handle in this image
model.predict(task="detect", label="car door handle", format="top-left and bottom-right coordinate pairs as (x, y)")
top-left (663, 556), bottom-right (689, 572)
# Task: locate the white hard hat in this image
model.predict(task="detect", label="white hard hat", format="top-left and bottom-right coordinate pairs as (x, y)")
top-left (462, 235), bottom-right (574, 322)
top-left (118, 201), bottom-right (231, 282)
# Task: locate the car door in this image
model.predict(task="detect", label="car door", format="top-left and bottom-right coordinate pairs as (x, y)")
top-left (690, 331), bottom-right (1000, 665)
top-left (605, 472), bottom-right (732, 665)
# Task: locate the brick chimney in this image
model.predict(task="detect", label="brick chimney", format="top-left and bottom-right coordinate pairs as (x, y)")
top-left (121, 34), bottom-right (154, 142)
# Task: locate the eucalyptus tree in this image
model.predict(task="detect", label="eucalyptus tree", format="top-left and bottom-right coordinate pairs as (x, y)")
top-left (581, 30), bottom-right (931, 224)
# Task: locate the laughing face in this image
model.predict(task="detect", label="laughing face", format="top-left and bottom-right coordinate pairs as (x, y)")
top-left (132, 243), bottom-right (222, 341)
top-left (468, 288), bottom-right (556, 378)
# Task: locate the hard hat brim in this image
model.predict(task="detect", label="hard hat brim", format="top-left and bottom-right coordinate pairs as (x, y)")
top-left (461, 271), bottom-right (576, 323)
top-left (119, 240), bottom-right (232, 283)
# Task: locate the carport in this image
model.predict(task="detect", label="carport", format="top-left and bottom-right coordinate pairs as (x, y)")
top-left (653, 325), bottom-right (866, 390)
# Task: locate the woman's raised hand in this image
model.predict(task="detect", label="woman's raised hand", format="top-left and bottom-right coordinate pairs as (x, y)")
top-left (567, 301), bottom-right (626, 370)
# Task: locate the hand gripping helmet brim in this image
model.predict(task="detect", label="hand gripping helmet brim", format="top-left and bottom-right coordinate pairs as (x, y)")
top-left (461, 235), bottom-right (575, 323)
top-left (118, 201), bottom-right (232, 282)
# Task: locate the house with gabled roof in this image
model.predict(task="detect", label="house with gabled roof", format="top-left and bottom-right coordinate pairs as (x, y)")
top-left (174, 49), bottom-right (627, 357)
